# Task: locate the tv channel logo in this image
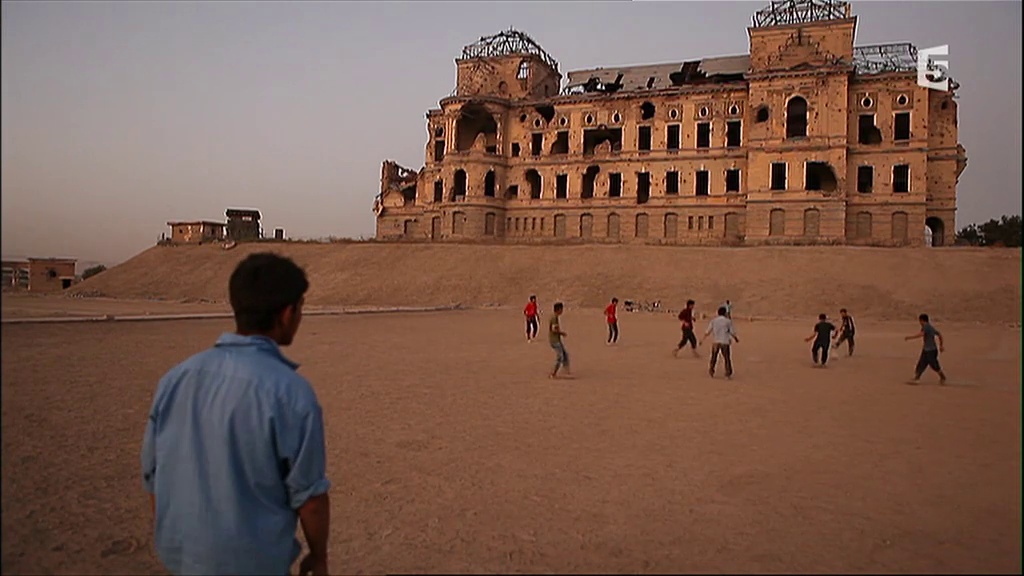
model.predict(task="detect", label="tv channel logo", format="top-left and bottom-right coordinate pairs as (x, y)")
top-left (918, 45), bottom-right (950, 91)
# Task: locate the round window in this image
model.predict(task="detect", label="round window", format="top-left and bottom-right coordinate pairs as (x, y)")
top-left (612, 112), bottom-right (621, 123)
top-left (896, 94), bottom-right (909, 106)
top-left (699, 106), bottom-right (709, 118)
top-left (533, 118), bottom-right (542, 128)
top-left (729, 104), bottom-right (739, 116)
top-left (861, 96), bottom-right (873, 108)
top-left (519, 114), bottom-right (527, 122)
top-left (669, 108), bottom-right (679, 120)
top-left (559, 116), bottom-right (568, 127)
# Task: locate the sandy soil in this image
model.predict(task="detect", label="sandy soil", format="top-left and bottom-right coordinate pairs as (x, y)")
top-left (0, 293), bottom-right (230, 319)
top-left (1, 309), bottom-right (1020, 575)
top-left (65, 243), bottom-right (1022, 323)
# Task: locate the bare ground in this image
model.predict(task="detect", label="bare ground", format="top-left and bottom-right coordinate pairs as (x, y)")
top-left (2, 309), bottom-right (1020, 575)
top-left (64, 244), bottom-right (1022, 323)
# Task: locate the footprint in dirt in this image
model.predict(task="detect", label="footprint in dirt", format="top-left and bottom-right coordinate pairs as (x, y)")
top-left (100, 537), bottom-right (139, 558)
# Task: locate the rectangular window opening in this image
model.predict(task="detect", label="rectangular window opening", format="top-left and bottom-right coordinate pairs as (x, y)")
top-left (696, 122), bottom-right (711, 149)
top-left (770, 162), bottom-right (787, 191)
top-left (893, 165), bottom-right (910, 193)
top-left (609, 173), bottom-right (622, 198)
top-left (637, 172), bottom-right (651, 204)
top-left (531, 133), bottom-right (543, 156)
top-left (667, 125), bottom-right (680, 150)
top-left (695, 170), bottom-right (710, 196)
top-left (725, 169), bottom-right (740, 193)
top-left (556, 174), bottom-right (568, 199)
top-left (638, 126), bottom-right (652, 151)
top-left (894, 112), bottom-right (911, 141)
top-left (726, 121), bottom-right (741, 147)
top-left (551, 131), bottom-right (569, 154)
top-left (666, 171), bottom-right (679, 195)
top-left (857, 166), bottom-right (873, 193)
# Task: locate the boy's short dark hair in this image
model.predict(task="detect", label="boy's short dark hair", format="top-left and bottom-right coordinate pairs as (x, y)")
top-left (819, 313), bottom-right (827, 320)
top-left (840, 308), bottom-right (847, 313)
top-left (229, 253), bottom-right (309, 333)
top-left (553, 302), bottom-right (564, 312)
top-left (530, 295), bottom-right (536, 300)
top-left (717, 306), bottom-right (727, 316)
top-left (611, 297), bottom-right (618, 303)
top-left (919, 313), bottom-right (930, 322)
top-left (686, 299), bottom-right (695, 306)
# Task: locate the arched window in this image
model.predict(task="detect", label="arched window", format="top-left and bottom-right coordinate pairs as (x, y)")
top-left (786, 96), bottom-right (808, 138)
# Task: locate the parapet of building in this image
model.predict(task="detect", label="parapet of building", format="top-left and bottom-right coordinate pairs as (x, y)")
top-left (2, 258), bottom-right (77, 292)
top-left (226, 209), bottom-right (263, 242)
top-left (374, 0), bottom-right (967, 247)
top-left (166, 221), bottom-right (228, 245)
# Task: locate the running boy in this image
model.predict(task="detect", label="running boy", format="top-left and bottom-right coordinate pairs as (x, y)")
top-left (905, 313), bottom-right (947, 384)
top-left (834, 308), bottom-right (856, 356)
top-left (674, 299), bottom-right (699, 357)
top-left (524, 295), bottom-right (540, 342)
top-left (549, 302), bottom-right (571, 378)
top-left (604, 298), bottom-right (619, 345)
top-left (701, 306), bottom-right (739, 378)
top-left (805, 313), bottom-right (836, 367)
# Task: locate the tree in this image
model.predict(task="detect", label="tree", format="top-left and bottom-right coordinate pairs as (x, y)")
top-left (82, 265), bottom-right (107, 279)
top-left (956, 215), bottom-right (1021, 247)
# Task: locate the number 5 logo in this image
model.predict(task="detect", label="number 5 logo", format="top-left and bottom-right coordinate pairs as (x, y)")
top-left (918, 45), bottom-right (950, 91)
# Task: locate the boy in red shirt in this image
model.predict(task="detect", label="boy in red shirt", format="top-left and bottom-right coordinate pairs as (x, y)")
top-left (523, 295), bottom-right (540, 343)
top-left (674, 299), bottom-right (699, 358)
top-left (605, 298), bottom-right (619, 345)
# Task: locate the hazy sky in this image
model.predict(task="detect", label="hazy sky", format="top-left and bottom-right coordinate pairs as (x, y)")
top-left (2, 1), bottom-right (1020, 265)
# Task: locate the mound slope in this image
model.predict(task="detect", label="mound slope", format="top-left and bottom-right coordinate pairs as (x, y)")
top-left (68, 243), bottom-right (1021, 323)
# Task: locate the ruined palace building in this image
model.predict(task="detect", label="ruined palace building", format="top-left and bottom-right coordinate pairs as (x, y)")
top-left (374, 0), bottom-right (967, 247)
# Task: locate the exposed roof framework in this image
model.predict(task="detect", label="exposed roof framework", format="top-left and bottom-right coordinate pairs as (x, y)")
top-left (752, 0), bottom-right (851, 27)
top-left (852, 43), bottom-right (918, 74)
top-left (853, 43), bottom-right (959, 89)
top-left (459, 28), bottom-right (560, 74)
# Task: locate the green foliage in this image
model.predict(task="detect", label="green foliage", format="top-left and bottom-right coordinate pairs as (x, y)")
top-left (956, 215), bottom-right (1021, 247)
top-left (82, 264), bottom-right (107, 279)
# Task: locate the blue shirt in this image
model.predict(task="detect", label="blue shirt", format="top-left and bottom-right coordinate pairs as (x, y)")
top-left (141, 333), bottom-right (330, 576)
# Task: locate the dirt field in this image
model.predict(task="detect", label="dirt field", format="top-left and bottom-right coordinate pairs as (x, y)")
top-left (2, 308), bottom-right (1020, 574)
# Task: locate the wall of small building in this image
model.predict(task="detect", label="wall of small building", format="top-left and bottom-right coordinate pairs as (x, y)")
top-left (169, 224), bottom-right (225, 244)
top-left (28, 261), bottom-right (76, 292)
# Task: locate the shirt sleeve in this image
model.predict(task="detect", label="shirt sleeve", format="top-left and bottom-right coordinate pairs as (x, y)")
top-left (277, 399), bottom-right (331, 510)
top-left (141, 410), bottom-right (157, 494)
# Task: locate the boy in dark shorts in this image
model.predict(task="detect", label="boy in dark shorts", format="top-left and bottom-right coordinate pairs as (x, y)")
top-left (834, 308), bottom-right (856, 356)
top-left (805, 313), bottom-right (836, 367)
top-left (905, 313), bottom-right (947, 384)
top-left (523, 295), bottom-right (539, 342)
top-left (548, 302), bottom-right (571, 379)
top-left (673, 300), bottom-right (699, 358)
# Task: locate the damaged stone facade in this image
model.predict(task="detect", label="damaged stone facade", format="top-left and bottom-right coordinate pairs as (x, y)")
top-left (375, 0), bottom-right (966, 247)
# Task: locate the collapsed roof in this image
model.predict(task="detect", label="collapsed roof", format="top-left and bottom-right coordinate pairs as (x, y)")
top-left (564, 55), bottom-right (750, 95)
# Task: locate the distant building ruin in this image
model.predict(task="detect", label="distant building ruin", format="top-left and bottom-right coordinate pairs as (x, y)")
top-left (226, 209), bottom-right (263, 242)
top-left (374, 0), bottom-right (966, 247)
top-left (166, 221), bottom-right (227, 245)
top-left (2, 258), bottom-right (77, 292)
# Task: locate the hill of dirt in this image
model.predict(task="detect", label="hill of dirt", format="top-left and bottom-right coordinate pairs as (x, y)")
top-left (67, 242), bottom-right (1021, 323)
